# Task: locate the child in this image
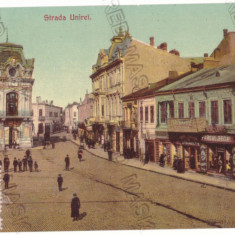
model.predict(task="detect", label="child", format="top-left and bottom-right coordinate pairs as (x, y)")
top-left (34, 161), bottom-right (39, 171)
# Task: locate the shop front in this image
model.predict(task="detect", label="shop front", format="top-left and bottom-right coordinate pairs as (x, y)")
top-left (201, 134), bottom-right (235, 176)
top-left (123, 129), bottom-right (138, 158)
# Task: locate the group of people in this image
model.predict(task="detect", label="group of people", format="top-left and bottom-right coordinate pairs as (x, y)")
top-left (2, 149), bottom-right (39, 190)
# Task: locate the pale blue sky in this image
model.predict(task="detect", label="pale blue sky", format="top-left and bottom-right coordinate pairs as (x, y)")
top-left (0, 4), bottom-right (234, 108)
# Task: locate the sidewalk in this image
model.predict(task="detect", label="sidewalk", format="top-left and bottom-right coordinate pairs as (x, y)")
top-left (71, 139), bottom-right (235, 192)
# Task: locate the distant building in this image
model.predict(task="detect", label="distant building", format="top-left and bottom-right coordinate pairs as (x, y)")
top-left (90, 27), bottom-right (191, 152)
top-left (32, 96), bottom-right (63, 136)
top-left (0, 42), bottom-right (35, 150)
top-left (64, 102), bottom-right (79, 132)
top-left (204, 29), bottom-right (235, 68)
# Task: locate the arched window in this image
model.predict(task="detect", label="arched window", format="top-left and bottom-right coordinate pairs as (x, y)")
top-left (6, 92), bottom-right (18, 116)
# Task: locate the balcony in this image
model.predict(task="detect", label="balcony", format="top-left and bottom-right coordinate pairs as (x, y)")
top-left (38, 116), bottom-right (46, 121)
top-left (0, 110), bottom-right (33, 118)
top-left (121, 120), bottom-right (138, 129)
top-left (167, 117), bottom-right (207, 133)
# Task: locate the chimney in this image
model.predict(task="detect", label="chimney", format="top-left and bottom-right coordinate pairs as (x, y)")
top-left (223, 29), bottom-right (228, 37)
top-left (169, 49), bottom-right (180, 56)
top-left (158, 42), bottom-right (167, 51)
top-left (204, 53), bottom-right (208, 57)
top-left (149, 36), bottom-right (154, 46)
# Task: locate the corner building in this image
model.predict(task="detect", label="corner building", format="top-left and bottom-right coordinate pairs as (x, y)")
top-left (90, 28), bottom-right (191, 154)
top-left (0, 42), bottom-right (35, 150)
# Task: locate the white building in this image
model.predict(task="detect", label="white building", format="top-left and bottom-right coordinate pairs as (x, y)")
top-left (0, 42), bottom-right (35, 149)
top-left (64, 102), bottom-right (79, 132)
top-left (32, 96), bottom-right (63, 136)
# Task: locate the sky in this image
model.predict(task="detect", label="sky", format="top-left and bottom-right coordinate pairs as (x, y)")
top-left (0, 2), bottom-right (234, 108)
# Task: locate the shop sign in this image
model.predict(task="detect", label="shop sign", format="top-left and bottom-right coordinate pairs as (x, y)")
top-left (5, 119), bottom-right (22, 127)
top-left (202, 135), bottom-right (234, 144)
top-left (200, 145), bottom-right (207, 173)
top-left (167, 118), bottom-right (206, 133)
top-left (182, 141), bottom-right (200, 146)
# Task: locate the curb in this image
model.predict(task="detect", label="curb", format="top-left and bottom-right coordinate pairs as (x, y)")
top-left (70, 140), bottom-right (235, 192)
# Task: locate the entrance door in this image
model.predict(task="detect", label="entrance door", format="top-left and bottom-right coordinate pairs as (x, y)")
top-left (116, 132), bottom-right (120, 152)
top-left (146, 142), bottom-right (154, 162)
top-left (9, 126), bottom-right (13, 148)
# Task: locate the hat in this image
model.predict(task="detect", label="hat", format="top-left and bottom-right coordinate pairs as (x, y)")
top-left (73, 193), bottom-right (77, 197)
top-left (58, 174), bottom-right (61, 176)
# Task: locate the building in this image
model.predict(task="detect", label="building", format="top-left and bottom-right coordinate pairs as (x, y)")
top-left (32, 97), bottom-right (63, 136)
top-left (155, 64), bottom-right (235, 177)
top-left (64, 102), bottom-right (79, 132)
top-left (122, 71), bottom-right (192, 160)
top-left (90, 27), bottom-right (191, 153)
top-left (77, 91), bottom-right (94, 139)
top-left (204, 29), bottom-right (235, 68)
top-left (0, 42), bottom-right (35, 149)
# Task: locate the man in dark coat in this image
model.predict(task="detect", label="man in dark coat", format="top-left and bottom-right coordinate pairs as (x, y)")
top-left (3, 173), bottom-right (10, 189)
top-left (71, 193), bottom-right (80, 221)
top-left (4, 156), bottom-right (10, 172)
top-left (28, 157), bottom-right (33, 172)
top-left (65, 155), bottom-right (70, 170)
top-left (57, 174), bottom-right (63, 191)
top-left (26, 149), bottom-right (31, 158)
top-left (23, 156), bottom-right (28, 171)
top-left (13, 158), bottom-right (18, 172)
top-left (18, 159), bottom-right (22, 172)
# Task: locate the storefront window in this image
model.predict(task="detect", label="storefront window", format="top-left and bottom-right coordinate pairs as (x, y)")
top-left (211, 100), bottom-right (218, 124)
top-left (169, 101), bottom-right (174, 118)
top-left (145, 106), bottom-right (148, 123)
top-left (199, 101), bottom-right (206, 117)
top-left (224, 99), bottom-right (232, 124)
top-left (189, 102), bottom-right (195, 118)
top-left (160, 102), bottom-right (167, 123)
top-left (178, 102), bottom-right (184, 118)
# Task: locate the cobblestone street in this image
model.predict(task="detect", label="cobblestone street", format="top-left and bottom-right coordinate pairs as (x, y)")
top-left (1, 137), bottom-right (235, 231)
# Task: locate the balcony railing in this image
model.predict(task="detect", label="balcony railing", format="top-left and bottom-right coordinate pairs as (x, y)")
top-left (121, 120), bottom-right (138, 129)
top-left (38, 116), bottom-right (46, 121)
top-left (0, 110), bottom-right (33, 117)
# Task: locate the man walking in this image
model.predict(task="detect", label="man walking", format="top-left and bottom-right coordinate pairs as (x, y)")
top-left (28, 157), bottom-right (33, 172)
top-left (3, 173), bottom-right (10, 189)
top-left (13, 158), bottom-right (18, 172)
top-left (18, 159), bottom-right (22, 172)
top-left (71, 193), bottom-right (80, 221)
top-left (23, 156), bottom-right (28, 171)
top-left (4, 156), bottom-right (10, 172)
top-left (65, 155), bottom-right (70, 170)
top-left (57, 174), bottom-right (63, 191)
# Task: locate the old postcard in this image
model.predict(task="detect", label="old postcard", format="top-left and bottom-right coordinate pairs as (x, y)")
top-left (0, 0), bottom-right (235, 233)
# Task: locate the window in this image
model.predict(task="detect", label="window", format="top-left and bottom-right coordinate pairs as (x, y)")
top-left (49, 112), bottom-right (52, 117)
top-left (211, 101), bottom-right (218, 124)
top-left (54, 112), bottom-right (58, 117)
top-left (160, 102), bottom-right (167, 123)
top-left (145, 106), bottom-right (149, 123)
top-left (150, 106), bottom-right (154, 123)
top-left (39, 109), bottom-right (43, 116)
top-left (199, 101), bottom-right (206, 117)
top-left (224, 99), bottom-right (232, 124)
top-left (6, 92), bottom-right (18, 116)
top-left (74, 112), bottom-right (76, 117)
top-left (102, 105), bottom-right (104, 117)
top-left (178, 103), bottom-right (184, 118)
top-left (169, 101), bottom-right (174, 118)
top-left (140, 106), bottom-right (143, 121)
top-left (189, 102), bottom-right (195, 118)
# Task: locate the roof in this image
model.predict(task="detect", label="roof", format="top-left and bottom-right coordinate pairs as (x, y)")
top-left (156, 64), bottom-right (235, 94)
top-left (122, 71), bottom-right (193, 101)
top-left (0, 42), bottom-right (23, 49)
top-left (184, 57), bottom-right (204, 65)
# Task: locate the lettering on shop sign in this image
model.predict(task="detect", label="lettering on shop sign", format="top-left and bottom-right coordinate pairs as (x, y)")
top-left (202, 135), bottom-right (234, 144)
top-left (182, 141), bottom-right (200, 146)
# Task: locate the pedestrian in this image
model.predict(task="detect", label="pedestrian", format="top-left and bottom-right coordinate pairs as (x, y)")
top-left (71, 193), bottom-right (80, 221)
top-left (23, 156), bottom-right (28, 171)
top-left (3, 173), bottom-right (10, 189)
top-left (34, 161), bottom-right (38, 171)
top-left (13, 157), bottom-right (18, 172)
top-left (57, 174), bottom-right (63, 191)
top-left (218, 155), bottom-right (223, 173)
top-left (4, 156), bottom-right (10, 172)
top-left (159, 153), bottom-right (165, 167)
top-left (78, 150), bottom-right (83, 162)
top-left (28, 156), bottom-right (33, 172)
top-left (26, 149), bottom-right (31, 159)
top-left (18, 159), bottom-right (22, 172)
top-left (65, 155), bottom-right (70, 170)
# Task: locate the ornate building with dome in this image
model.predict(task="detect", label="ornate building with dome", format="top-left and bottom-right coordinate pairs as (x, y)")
top-left (0, 42), bottom-right (35, 150)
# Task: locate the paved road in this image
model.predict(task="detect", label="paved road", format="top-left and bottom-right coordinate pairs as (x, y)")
top-left (1, 140), bottom-right (235, 231)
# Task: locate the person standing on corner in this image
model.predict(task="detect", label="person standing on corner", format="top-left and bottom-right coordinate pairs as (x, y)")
top-left (13, 157), bottom-right (18, 172)
top-left (3, 172), bottom-right (10, 189)
top-left (71, 193), bottom-right (80, 221)
top-left (65, 154), bottom-right (70, 170)
top-left (57, 174), bottom-right (63, 191)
